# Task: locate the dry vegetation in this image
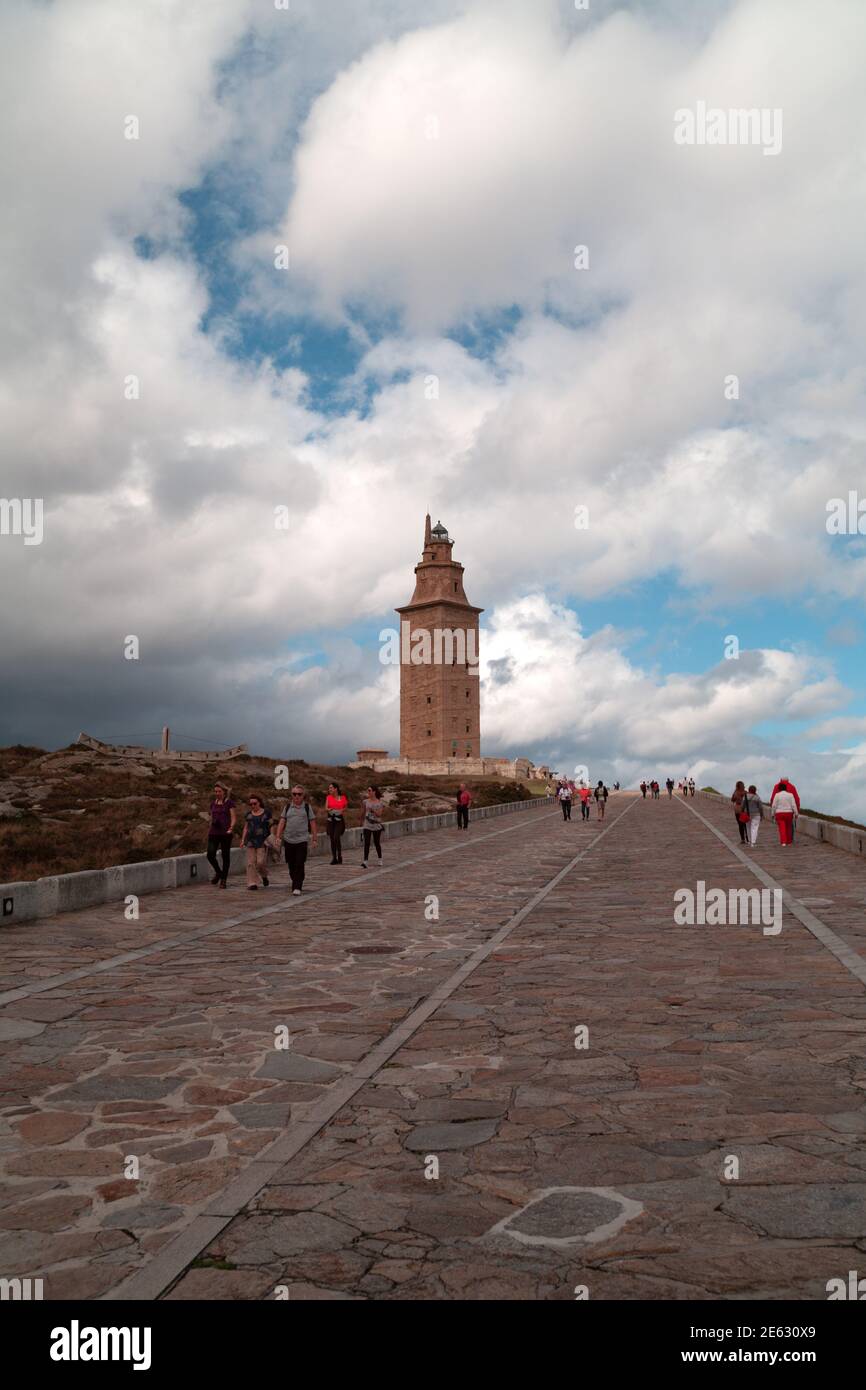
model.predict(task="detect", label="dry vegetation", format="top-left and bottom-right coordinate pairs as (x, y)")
top-left (0, 745), bottom-right (545, 882)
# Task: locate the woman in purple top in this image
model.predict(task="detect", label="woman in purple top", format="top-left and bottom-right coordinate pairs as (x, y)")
top-left (206, 783), bottom-right (236, 888)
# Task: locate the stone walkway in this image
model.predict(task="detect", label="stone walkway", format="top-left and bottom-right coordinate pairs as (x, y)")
top-left (1, 794), bottom-right (865, 1300)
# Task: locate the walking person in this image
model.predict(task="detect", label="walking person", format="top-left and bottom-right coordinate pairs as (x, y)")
top-left (731, 780), bottom-right (749, 844)
top-left (206, 782), bottom-right (236, 889)
top-left (666, 777), bottom-right (675, 799)
top-left (771, 780), bottom-right (798, 847)
top-left (745, 785), bottom-right (764, 847)
top-left (595, 781), bottom-right (608, 820)
top-left (361, 785), bottom-right (385, 866)
top-left (241, 794), bottom-right (271, 889)
top-left (770, 774), bottom-right (800, 810)
top-left (277, 785), bottom-right (318, 894)
top-left (558, 781), bottom-right (572, 821)
top-left (456, 782), bottom-right (472, 830)
top-left (579, 784), bottom-right (592, 820)
top-left (325, 782), bottom-right (348, 863)
top-left (640, 780), bottom-right (647, 799)
top-left (770, 775), bottom-right (800, 841)
top-left (688, 778), bottom-right (695, 797)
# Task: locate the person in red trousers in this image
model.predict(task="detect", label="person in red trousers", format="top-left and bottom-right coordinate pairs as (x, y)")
top-left (770, 775), bottom-right (800, 842)
top-left (771, 781), bottom-right (798, 846)
top-left (770, 775), bottom-right (800, 810)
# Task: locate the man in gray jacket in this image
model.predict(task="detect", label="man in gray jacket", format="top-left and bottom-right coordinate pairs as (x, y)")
top-left (277, 786), bottom-right (318, 894)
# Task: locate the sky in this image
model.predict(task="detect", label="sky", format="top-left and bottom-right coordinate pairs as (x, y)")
top-left (1, 0), bottom-right (865, 814)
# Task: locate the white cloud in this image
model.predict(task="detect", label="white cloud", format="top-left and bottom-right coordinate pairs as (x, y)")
top-left (2, 0), bottom-right (865, 826)
top-left (807, 716), bottom-right (866, 741)
top-left (283, 0), bottom-right (866, 330)
top-left (479, 594), bottom-right (848, 760)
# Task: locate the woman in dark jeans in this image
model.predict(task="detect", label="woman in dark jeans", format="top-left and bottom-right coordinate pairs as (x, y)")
top-left (325, 782), bottom-right (348, 864)
top-left (206, 783), bottom-right (236, 887)
top-left (731, 780), bottom-right (749, 844)
top-left (360, 785), bottom-right (385, 867)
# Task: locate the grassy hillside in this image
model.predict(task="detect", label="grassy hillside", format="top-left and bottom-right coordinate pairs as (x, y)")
top-left (0, 745), bottom-right (544, 882)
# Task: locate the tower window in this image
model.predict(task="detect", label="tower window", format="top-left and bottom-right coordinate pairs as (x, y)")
top-left (454, 582), bottom-right (458, 591)
top-left (426, 696), bottom-right (432, 704)
top-left (427, 729), bottom-right (432, 737)
top-left (465, 725), bottom-right (470, 733)
top-left (466, 689), bottom-right (470, 698)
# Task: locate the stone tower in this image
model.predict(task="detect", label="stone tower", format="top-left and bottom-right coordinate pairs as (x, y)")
top-left (396, 515), bottom-right (483, 760)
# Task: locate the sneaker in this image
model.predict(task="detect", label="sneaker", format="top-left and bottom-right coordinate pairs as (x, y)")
top-left (262, 876), bottom-right (269, 887)
top-left (361, 862), bottom-right (368, 869)
top-left (247, 885), bottom-right (258, 891)
top-left (292, 888), bottom-right (301, 896)
top-left (211, 874), bottom-right (220, 885)
top-left (219, 881), bottom-right (227, 890)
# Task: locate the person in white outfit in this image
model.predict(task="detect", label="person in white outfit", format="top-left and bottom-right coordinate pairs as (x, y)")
top-left (770, 781), bottom-right (798, 847)
top-left (744, 784), bottom-right (764, 847)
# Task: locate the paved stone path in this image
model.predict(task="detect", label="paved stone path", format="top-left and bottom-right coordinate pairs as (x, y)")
top-left (1, 794), bottom-right (865, 1300)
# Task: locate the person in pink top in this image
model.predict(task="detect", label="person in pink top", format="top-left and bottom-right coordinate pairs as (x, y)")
top-left (325, 782), bottom-right (348, 864)
top-left (456, 783), bottom-right (472, 830)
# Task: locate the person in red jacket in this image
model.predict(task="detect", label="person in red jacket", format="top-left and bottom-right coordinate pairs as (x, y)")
top-left (770, 776), bottom-right (800, 811)
top-left (456, 783), bottom-right (472, 830)
top-left (770, 775), bottom-right (800, 840)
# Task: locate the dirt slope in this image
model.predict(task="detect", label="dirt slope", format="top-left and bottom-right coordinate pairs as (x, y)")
top-left (0, 745), bottom-right (543, 881)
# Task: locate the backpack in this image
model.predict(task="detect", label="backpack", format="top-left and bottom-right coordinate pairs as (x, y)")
top-left (284, 801), bottom-right (312, 830)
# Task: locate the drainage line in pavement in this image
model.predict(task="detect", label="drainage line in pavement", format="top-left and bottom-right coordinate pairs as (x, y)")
top-left (681, 797), bottom-right (866, 990)
top-left (104, 797), bottom-right (636, 1301)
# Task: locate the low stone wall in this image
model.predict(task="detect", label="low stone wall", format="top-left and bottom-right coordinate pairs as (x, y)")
top-left (347, 756), bottom-right (534, 779)
top-left (699, 791), bottom-right (866, 858)
top-left (0, 796), bottom-right (555, 928)
top-left (76, 733), bottom-right (248, 762)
